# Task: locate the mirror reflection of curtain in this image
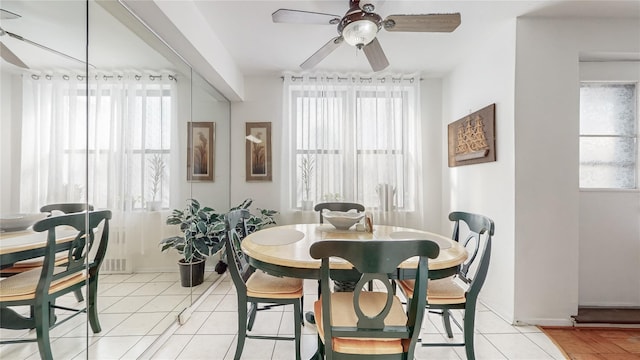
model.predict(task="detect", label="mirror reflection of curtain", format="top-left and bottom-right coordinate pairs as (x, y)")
top-left (281, 72), bottom-right (424, 227)
top-left (19, 71), bottom-right (177, 271)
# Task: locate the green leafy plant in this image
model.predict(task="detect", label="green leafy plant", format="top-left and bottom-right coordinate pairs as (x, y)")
top-left (160, 198), bottom-right (277, 263)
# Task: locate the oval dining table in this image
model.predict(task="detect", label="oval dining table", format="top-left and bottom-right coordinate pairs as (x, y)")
top-left (241, 223), bottom-right (468, 281)
top-left (0, 228), bottom-right (77, 268)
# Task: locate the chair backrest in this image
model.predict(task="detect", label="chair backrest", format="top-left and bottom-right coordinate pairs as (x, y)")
top-left (313, 202), bottom-right (365, 224)
top-left (224, 209), bottom-right (253, 290)
top-left (32, 210), bottom-right (111, 294)
top-left (40, 203), bottom-right (94, 216)
top-left (310, 239), bottom-right (439, 356)
top-left (449, 211), bottom-right (494, 301)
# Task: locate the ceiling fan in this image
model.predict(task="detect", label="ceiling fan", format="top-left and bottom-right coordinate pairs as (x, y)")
top-left (272, 0), bottom-right (461, 72)
top-left (1, 8), bottom-right (92, 69)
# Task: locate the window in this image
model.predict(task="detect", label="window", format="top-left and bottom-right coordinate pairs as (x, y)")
top-left (284, 74), bottom-right (421, 211)
top-left (579, 83), bottom-right (638, 189)
top-left (20, 73), bottom-right (175, 212)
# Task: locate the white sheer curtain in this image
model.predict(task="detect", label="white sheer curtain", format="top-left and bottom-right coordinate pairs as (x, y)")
top-left (281, 72), bottom-right (424, 227)
top-left (20, 71), bottom-right (177, 270)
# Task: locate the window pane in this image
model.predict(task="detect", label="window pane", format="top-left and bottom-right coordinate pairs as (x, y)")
top-left (580, 83), bottom-right (636, 136)
top-left (580, 137), bottom-right (636, 188)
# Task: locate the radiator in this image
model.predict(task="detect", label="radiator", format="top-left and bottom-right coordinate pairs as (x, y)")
top-left (101, 227), bottom-right (131, 273)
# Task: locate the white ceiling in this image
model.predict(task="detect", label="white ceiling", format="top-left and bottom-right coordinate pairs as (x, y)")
top-left (1, 1), bottom-right (638, 79)
top-left (192, 0), bottom-right (640, 77)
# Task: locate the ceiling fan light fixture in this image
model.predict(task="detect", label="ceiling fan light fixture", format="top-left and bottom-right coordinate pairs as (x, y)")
top-left (342, 19), bottom-right (378, 48)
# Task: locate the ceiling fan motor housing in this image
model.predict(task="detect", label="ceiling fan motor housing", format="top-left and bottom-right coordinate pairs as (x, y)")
top-left (337, 8), bottom-right (382, 48)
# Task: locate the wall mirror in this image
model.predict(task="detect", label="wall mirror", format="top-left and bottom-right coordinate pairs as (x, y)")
top-left (0, 0), bottom-right (230, 357)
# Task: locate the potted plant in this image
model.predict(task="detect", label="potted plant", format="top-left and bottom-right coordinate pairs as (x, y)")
top-left (160, 198), bottom-right (277, 287)
top-left (147, 154), bottom-right (165, 211)
top-left (299, 155), bottom-right (315, 210)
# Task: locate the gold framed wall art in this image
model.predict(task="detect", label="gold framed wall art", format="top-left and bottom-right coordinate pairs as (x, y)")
top-left (187, 121), bottom-right (215, 181)
top-left (245, 122), bottom-right (272, 181)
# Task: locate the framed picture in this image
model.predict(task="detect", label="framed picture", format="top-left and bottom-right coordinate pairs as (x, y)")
top-left (187, 122), bottom-right (215, 181)
top-left (245, 122), bottom-right (272, 181)
top-left (448, 103), bottom-right (496, 167)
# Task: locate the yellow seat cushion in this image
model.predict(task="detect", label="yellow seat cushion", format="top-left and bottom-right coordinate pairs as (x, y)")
top-left (246, 270), bottom-right (303, 299)
top-left (314, 291), bottom-right (410, 355)
top-left (0, 267), bottom-right (85, 302)
top-left (398, 277), bottom-right (466, 305)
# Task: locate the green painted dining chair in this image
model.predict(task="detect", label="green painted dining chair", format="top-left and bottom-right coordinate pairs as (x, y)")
top-left (397, 211), bottom-right (494, 360)
top-left (0, 210), bottom-right (111, 360)
top-left (310, 239), bottom-right (440, 360)
top-left (314, 202), bottom-right (365, 224)
top-left (224, 209), bottom-right (304, 360)
top-left (1, 203), bottom-right (95, 303)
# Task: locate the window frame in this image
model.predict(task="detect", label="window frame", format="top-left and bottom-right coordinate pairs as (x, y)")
top-left (579, 81), bottom-right (639, 190)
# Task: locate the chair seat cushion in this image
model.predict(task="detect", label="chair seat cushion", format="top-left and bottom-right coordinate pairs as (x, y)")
top-left (0, 254), bottom-right (68, 275)
top-left (0, 266), bottom-right (85, 302)
top-left (398, 277), bottom-right (466, 305)
top-left (246, 270), bottom-right (303, 299)
top-left (314, 292), bottom-right (409, 355)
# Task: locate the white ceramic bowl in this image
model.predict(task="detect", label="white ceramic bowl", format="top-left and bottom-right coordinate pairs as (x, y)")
top-left (322, 211), bottom-right (365, 230)
top-left (0, 213), bottom-right (48, 232)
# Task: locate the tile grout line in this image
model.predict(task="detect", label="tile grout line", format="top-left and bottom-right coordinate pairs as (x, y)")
top-left (136, 273), bottom-right (228, 359)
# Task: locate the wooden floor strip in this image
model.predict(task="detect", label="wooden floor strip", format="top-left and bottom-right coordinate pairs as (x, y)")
top-left (540, 326), bottom-right (640, 360)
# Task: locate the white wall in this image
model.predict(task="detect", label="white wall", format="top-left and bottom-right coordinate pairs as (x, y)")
top-left (421, 79), bottom-right (444, 233)
top-left (442, 19), bottom-right (517, 323)
top-left (230, 76), bottom-right (284, 215)
top-left (578, 61), bottom-right (640, 307)
top-left (0, 72), bottom-right (21, 213)
top-left (514, 18), bottom-right (640, 325)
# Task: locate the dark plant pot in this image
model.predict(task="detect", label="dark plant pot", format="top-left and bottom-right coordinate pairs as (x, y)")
top-left (178, 258), bottom-right (205, 287)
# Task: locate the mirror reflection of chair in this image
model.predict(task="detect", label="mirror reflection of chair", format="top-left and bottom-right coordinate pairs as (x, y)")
top-left (39, 203), bottom-right (94, 217)
top-left (310, 239), bottom-right (440, 359)
top-left (0, 210), bottom-right (111, 360)
top-left (224, 209), bottom-right (304, 360)
top-left (397, 211), bottom-right (494, 360)
top-left (0, 203), bottom-right (95, 302)
top-left (314, 202), bottom-right (365, 224)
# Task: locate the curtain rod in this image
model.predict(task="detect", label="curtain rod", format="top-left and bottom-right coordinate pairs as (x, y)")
top-left (281, 75), bottom-right (422, 83)
top-left (30, 73), bottom-right (177, 82)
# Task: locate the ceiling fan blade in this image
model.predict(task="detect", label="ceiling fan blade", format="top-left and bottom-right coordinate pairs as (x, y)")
top-left (2, 28), bottom-right (94, 68)
top-left (363, 38), bottom-right (389, 72)
top-left (301, 36), bottom-right (343, 70)
top-left (0, 41), bottom-right (29, 68)
top-left (384, 13), bottom-right (461, 32)
top-left (272, 9), bottom-right (341, 25)
top-left (0, 8), bottom-right (21, 20)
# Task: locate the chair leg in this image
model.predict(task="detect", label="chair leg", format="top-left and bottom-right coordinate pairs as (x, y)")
top-left (88, 279), bottom-right (102, 333)
top-left (247, 302), bottom-right (258, 331)
top-left (35, 302), bottom-right (53, 360)
top-left (235, 301), bottom-right (248, 360)
top-left (442, 309), bottom-right (454, 338)
top-left (73, 288), bottom-right (84, 302)
top-left (294, 300), bottom-right (302, 360)
top-left (463, 306), bottom-right (477, 360)
top-left (300, 296), bottom-right (305, 326)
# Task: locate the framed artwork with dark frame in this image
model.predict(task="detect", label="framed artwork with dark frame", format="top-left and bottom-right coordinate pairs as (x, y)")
top-left (245, 122), bottom-right (272, 182)
top-left (448, 103), bottom-right (496, 167)
top-left (187, 121), bottom-right (215, 181)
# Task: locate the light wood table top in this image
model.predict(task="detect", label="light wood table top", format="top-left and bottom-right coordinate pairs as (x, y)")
top-left (0, 228), bottom-right (76, 265)
top-left (242, 224), bottom-right (467, 277)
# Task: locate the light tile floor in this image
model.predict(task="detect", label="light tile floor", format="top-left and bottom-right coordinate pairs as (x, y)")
top-left (1, 272), bottom-right (566, 359)
top-left (147, 275), bottom-right (567, 360)
top-left (0, 271), bottom-right (220, 360)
